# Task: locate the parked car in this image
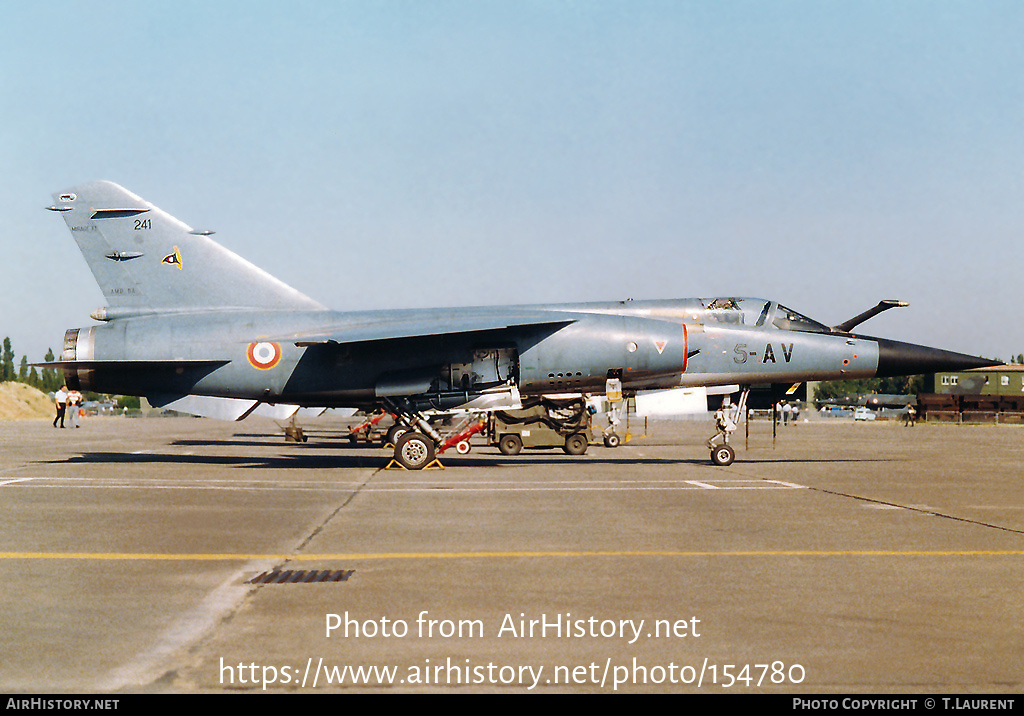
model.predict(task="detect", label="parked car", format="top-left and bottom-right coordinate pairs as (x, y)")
top-left (854, 407), bottom-right (876, 421)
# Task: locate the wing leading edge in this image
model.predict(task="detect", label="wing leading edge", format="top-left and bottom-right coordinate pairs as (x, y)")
top-left (270, 312), bottom-right (578, 346)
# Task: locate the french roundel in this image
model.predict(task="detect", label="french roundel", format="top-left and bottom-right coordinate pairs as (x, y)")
top-left (247, 341), bottom-right (282, 370)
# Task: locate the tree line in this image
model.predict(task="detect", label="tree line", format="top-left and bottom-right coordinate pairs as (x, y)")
top-left (813, 375), bottom-right (927, 403)
top-left (813, 354), bottom-right (1024, 403)
top-left (1, 337), bottom-right (63, 393)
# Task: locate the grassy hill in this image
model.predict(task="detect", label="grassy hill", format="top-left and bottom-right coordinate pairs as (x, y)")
top-left (0, 382), bottom-right (54, 420)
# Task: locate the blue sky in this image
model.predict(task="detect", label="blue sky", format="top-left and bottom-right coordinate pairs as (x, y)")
top-left (2, 1), bottom-right (1022, 363)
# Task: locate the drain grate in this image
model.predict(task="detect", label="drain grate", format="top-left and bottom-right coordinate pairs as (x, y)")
top-left (248, 569), bottom-right (354, 584)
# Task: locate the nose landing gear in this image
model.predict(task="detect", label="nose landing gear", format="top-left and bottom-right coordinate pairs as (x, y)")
top-left (706, 387), bottom-right (749, 467)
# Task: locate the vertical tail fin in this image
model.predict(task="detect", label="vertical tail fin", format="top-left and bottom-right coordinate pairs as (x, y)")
top-left (49, 181), bottom-right (324, 315)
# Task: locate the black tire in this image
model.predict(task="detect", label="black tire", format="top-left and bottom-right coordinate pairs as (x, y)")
top-left (603, 432), bottom-right (621, 448)
top-left (563, 433), bottom-right (588, 455)
top-left (384, 424), bottom-right (407, 447)
top-left (498, 434), bottom-right (523, 456)
top-left (394, 431), bottom-right (435, 470)
top-left (710, 444), bottom-right (735, 466)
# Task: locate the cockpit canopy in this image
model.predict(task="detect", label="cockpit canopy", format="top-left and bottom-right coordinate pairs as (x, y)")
top-left (771, 304), bottom-right (830, 334)
top-left (697, 298), bottom-right (830, 334)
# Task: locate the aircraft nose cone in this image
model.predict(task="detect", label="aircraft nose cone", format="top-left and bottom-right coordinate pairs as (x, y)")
top-left (874, 338), bottom-right (1000, 378)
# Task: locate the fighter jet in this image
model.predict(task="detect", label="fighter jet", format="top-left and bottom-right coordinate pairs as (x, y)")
top-left (44, 181), bottom-right (996, 468)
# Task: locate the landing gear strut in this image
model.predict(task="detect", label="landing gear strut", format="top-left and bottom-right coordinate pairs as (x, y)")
top-left (381, 397), bottom-right (445, 470)
top-left (706, 388), bottom-right (749, 467)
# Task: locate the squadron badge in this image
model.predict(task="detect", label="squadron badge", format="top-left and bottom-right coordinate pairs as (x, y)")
top-left (161, 246), bottom-right (182, 269)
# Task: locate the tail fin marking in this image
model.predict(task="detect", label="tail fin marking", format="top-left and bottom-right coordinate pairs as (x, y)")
top-left (51, 181), bottom-right (324, 314)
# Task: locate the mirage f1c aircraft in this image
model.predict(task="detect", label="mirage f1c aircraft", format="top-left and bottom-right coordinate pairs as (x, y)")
top-left (44, 181), bottom-right (996, 468)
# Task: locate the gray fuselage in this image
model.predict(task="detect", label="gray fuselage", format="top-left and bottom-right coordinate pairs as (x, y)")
top-left (62, 297), bottom-right (878, 409)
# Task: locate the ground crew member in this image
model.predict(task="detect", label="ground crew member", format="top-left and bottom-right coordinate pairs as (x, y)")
top-left (53, 385), bottom-right (68, 428)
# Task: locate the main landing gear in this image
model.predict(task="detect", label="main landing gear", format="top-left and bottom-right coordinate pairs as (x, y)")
top-left (393, 430), bottom-right (438, 470)
top-left (379, 398), bottom-right (445, 470)
top-left (380, 399), bottom-right (487, 470)
top-left (706, 388), bottom-right (749, 467)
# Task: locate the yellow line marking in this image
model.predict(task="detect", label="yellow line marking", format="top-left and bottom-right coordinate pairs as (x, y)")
top-left (1, 550), bottom-right (1023, 561)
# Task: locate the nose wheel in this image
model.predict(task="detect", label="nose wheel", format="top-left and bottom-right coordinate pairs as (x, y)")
top-left (710, 444), bottom-right (735, 466)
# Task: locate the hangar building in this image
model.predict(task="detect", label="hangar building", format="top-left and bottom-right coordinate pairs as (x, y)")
top-left (918, 365), bottom-right (1024, 422)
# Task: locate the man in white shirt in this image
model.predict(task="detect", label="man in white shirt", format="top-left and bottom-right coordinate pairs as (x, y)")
top-left (53, 385), bottom-right (68, 428)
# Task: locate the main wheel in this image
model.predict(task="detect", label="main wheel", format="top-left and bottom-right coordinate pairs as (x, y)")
top-left (384, 423), bottom-right (407, 447)
top-left (710, 444), bottom-right (735, 466)
top-left (603, 432), bottom-right (621, 448)
top-left (563, 433), bottom-right (588, 455)
top-left (498, 434), bottom-right (523, 456)
top-left (394, 431), bottom-right (435, 470)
